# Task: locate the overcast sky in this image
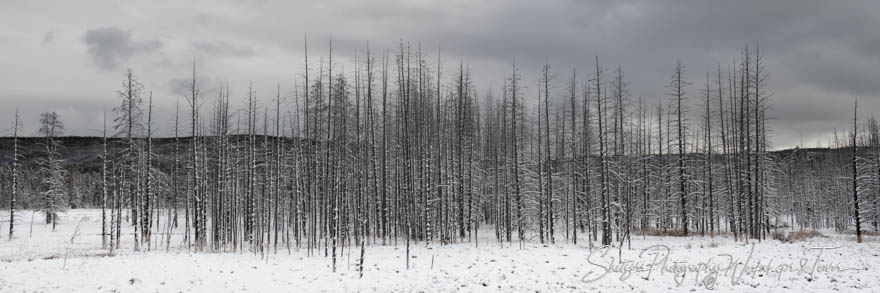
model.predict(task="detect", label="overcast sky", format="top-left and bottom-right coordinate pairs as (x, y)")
top-left (1, 0), bottom-right (877, 149)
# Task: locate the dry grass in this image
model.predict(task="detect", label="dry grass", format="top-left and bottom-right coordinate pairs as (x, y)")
top-left (633, 228), bottom-right (689, 237)
top-left (858, 230), bottom-right (880, 236)
top-left (719, 230), bottom-right (734, 236)
top-left (772, 230), bottom-right (825, 243)
top-left (771, 231), bottom-right (786, 242)
top-left (632, 227), bottom-right (731, 237)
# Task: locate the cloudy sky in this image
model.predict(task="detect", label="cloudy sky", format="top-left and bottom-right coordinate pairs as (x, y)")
top-left (1, 0), bottom-right (877, 149)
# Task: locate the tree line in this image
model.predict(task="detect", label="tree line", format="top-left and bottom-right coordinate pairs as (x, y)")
top-left (3, 41), bottom-right (878, 265)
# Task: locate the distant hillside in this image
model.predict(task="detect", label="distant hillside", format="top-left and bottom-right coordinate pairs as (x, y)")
top-left (0, 136), bottom-right (852, 174)
top-left (0, 136), bottom-right (180, 173)
top-left (0, 136), bottom-right (315, 173)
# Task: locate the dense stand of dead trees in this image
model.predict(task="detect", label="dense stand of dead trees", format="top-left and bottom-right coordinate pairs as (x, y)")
top-left (3, 43), bottom-right (877, 258)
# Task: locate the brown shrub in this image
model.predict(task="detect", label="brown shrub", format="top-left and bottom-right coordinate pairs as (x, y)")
top-left (787, 230), bottom-right (824, 242)
top-left (859, 230), bottom-right (880, 236)
top-left (771, 231), bottom-right (787, 242)
top-left (773, 230), bottom-right (825, 243)
top-left (633, 228), bottom-right (688, 237)
top-left (712, 230), bottom-right (732, 237)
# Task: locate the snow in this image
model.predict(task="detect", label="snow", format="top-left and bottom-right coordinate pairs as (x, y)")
top-left (1, 209), bottom-right (878, 292)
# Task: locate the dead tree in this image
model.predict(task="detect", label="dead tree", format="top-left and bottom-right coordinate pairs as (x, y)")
top-left (853, 100), bottom-right (863, 243)
top-left (8, 108), bottom-right (21, 240)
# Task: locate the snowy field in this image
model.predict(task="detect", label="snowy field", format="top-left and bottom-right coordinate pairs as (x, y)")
top-left (1, 209), bottom-right (878, 292)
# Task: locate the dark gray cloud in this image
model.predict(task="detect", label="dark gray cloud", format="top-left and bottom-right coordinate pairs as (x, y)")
top-left (82, 27), bottom-right (162, 70)
top-left (42, 30), bottom-right (55, 45)
top-left (167, 77), bottom-right (192, 98)
top-left (1, 0), bottom-right (878, 149)
top-left (193, 40), bottom-right (255, 58)
top-left (784, 44), bottom-right (880, 97)
top-left (167, 74), bottom-right (220, 103)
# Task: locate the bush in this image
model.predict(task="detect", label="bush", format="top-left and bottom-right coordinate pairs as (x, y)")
top-left (633, 228), bottom-right (688, 237)
top-left (772, 230), bottom-right (824, 243)
top-left (771, 231), bottom-right (787, 242)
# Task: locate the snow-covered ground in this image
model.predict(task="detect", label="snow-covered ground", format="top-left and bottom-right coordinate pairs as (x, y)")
top-left (1, 209), bottom-right (878, 292)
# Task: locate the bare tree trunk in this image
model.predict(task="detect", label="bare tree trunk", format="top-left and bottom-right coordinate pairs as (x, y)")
top-left (593, 56), bottom-right (611, 245)
top-left (543, 61), bottom-right (555, 243)
top-left (853, 100), bottom-right (863, 243)
top-left (9, 108), bottom-right (20, 241)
